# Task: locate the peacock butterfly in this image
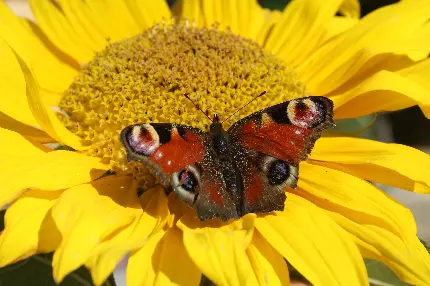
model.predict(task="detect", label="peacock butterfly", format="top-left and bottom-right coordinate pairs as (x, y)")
top-left (120, 96), bottom-right (334, 221)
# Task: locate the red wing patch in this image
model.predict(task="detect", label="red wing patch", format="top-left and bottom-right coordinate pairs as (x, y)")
top-left (150, 129), bottom-right (204, 174)
top-left (195, 172), bottom-right (239, 221)
top-left (243, 174), bottom-right (263, 205)
top-left (206, 181), bottom-right (224, 207)
top-left (239, 119), bottom-right (312, 164)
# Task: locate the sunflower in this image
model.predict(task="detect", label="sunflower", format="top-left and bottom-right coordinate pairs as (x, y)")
top-left (1, 0), bottom-right (430, 285)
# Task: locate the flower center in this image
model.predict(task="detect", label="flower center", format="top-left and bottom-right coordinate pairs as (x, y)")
top-left (59, 22), bottom-right (303, 188)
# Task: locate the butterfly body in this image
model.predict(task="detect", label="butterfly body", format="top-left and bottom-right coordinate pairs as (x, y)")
top-left (121, 96), bottom-right (334, 221)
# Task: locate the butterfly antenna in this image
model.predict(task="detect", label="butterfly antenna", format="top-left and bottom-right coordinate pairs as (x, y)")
top-left (222, 91), bottom-right (267, 124)
top-left (183, 93), bottom-right (213, 122)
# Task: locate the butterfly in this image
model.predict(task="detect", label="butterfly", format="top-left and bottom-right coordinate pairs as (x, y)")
top-left (120, 96), bottom-right (334, 221)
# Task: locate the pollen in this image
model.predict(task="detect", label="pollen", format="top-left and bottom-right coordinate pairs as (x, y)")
top-left (59, 22), bottom-right (303, 187)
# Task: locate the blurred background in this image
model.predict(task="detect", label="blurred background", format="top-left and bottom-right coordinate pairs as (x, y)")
top-left (2, 0), bottom-right (430, 285)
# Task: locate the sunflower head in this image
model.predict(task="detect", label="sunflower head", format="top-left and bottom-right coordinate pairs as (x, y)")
top-left (59, 21), bottom-right (303, 187)
top-left (1, 0), bottom-right (430, 285)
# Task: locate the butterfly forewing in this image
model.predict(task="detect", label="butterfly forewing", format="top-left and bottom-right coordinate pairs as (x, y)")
top-left (228, 96), bottom-right (334, 164)
top-left (120, 123), bottom-right (205, 184)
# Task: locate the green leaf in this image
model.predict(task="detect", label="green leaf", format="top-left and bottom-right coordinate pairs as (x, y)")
top-left (0, 209), bottom-right (5, 231)
top-left (0, 253), bottom-right (116, 286)
top-left (419, 239), bottom-right (430, 252)
top-left (0, 253), bottom-right (95, 286)
top-left (334, 115), bottom-right (378, 139)
top-left (54, 144), bottom-right (76, 151)
top-left (365, 259), bottom-right (409, 286)
top-left (259, 0), bottom-right (290, 11)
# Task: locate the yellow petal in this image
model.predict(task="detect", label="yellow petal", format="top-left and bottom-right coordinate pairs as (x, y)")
top-left (86, 186), bottom-right (169, 285)
top-left (126, 230), bottom-right (166, 286)
top-left (99, 179), bottom-right (141, 211)
top-left (0, 35), bottom-right (61, 142)
top-left (0, 127), bottom-right (49, 160)
top-left (265, 0), bottom-right (343, 67)
top-left (42, 90), bottom-right (62, 108)
top-left (298, 162), bottom-right (417, 239)
top-left (331, 70), bottom-right (430, 119)
top-left (57, 0), bottom-right (108, 51)
top-left (51, 179), bottom-right (140, 282)
top-left (255, 194), bottom-right (368, 286)
top-left (19, 16), bottom-right (80, 67)
top-left (247, 230), bottom-right (290, 286)
top-left (125, 0), bottom-right (171, 31)
top-left (339, 0), bottom-right (360, 18)
top-left (0, 111), bottom-right (53, 143)
top-left (83, 0), bottom-right (138, 42)
top-left (329, 211), bottom-right (430, 285)
top-left (201, 0), bottom-right (224, 28)
top-left (0, 150), bottom-right (107, 208)
top-left (99, 0), bottom-right (140, 36)
top-left (153, 227), bottom-right (201, 286)
top-left (186, 0), bottom-right (264, 39)
top-left (28, 0), bottom-right (94, 62)
top-left (310, 137), bottom-right (430, 193)
top-left (0, 2), bottom-right (32, 41)
top-left (220, 0), bottom-right (240, 34)
top-left (235, 0), bottom-right (266, 40)
top-left (398, 58), bottom-right (430, 118)
top-left (399, 58), bottom-right (430, 91)
top-left (0, 38), bottom-right (38, 127)
top-left (0, 1), bottom-right (78, 93)
top-left (0, 189), bottom-right (62, 266)
top-left (211, 0), bottom-right (266, 40)
top-left (323, 16), bottom-right (358, 42)
top-left (297, 0), bottom-right (430, 95)
top-left (63, 0), bottom-right (122, 42)
top-left (16, 52), bottom-right (85, 150)
top-left (174, 0), bottom-right (205, 28)
top-left (78, 0), bottom-right (124, 42)
top-left (256, 10), bottom-right (282, 47)
top-left (166, 192), bottom-right (191, 228)
top-left (177, 214), bottom-right (258, 286)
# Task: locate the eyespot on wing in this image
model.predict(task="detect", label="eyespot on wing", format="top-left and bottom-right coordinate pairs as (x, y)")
top-left (287, 97), bottom-right (333, 128)
top-left (120, 124), bottom-right (160, 156)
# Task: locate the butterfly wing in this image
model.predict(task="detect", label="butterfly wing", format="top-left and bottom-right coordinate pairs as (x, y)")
top-left (120, 123), bottom-right (205, 184)
top-left (228, 96), bottom-right (334, 214)
top-left (121, 123), bottom-right (239, 220)
top-left (193, 154), bottom-right (241, 221)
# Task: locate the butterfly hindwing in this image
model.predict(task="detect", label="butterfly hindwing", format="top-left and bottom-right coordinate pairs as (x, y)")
top-left (193, 156), bottom-right (240, 221)
top-left (230, 144), bottom-right (292, 215)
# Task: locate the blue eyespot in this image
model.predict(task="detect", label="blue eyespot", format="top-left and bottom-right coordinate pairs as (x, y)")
top-left (178, 169), bottom-right (198, 192)
top-left (268, 160), bottom-right (289, 185)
